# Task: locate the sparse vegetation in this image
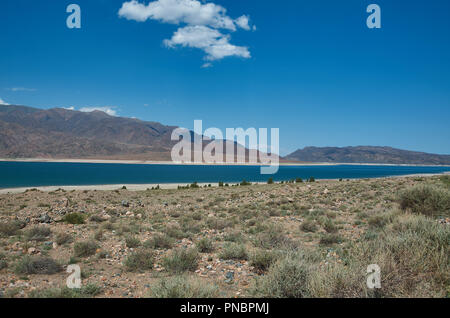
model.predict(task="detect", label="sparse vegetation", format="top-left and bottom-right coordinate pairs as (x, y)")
top-left (219, 243), bottom-right (248, 260)
top-left (151, 275), bottom-right (218, 298)
top-left (163, 248), bottom-right (199, 273)
top-left (15, 256), bottom-right (61, 275)
top-left (399, 185), bottom-right (450, 217)
top-left (73, 241), bottom-right (98, 257)
top-left (124, 249), bottom-right (154, 272)
top-left (63, 213), bottom-right (86, 224)
top-left (0, 175), bottom-right (448, 298)
top-left (25, 226), bottom-right (51, 241)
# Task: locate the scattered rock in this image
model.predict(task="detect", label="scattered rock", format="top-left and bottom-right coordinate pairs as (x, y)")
top-left (38, 213), bottom-right (52, 224)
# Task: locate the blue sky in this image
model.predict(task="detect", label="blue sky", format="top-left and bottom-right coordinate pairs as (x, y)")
top-left (1, 0), bottom-right (449, 155)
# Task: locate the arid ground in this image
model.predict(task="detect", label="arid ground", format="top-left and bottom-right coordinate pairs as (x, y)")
top-left (0, 175), bottom-right (449, 298)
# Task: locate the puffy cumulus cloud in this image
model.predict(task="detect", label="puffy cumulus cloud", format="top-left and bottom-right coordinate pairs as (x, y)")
top-left (119, 0), bottom-right (254, 64)
top-left (79, 106), bottom-right (117, 116)
top-left (164, 25), bottom-right (250, 61)
top-left (0, 98), bottom-right (9, 105)
top-left (118, 0), bottom-right (252, 31)
top-left (235, 15), bottom-right (250, 31)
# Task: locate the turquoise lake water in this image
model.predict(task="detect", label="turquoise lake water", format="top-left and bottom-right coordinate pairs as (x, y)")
top-left (0, 161), bottom-right (449, 189)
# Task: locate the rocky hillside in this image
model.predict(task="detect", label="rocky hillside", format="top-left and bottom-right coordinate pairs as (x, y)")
top-left (0, 105), bottom-right (275, 162)
top-left (285, 146), bottom-right (450, 165)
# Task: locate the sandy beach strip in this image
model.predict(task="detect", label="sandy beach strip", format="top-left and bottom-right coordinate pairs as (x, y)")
top-left (1, 172), bottom-right (448, 194)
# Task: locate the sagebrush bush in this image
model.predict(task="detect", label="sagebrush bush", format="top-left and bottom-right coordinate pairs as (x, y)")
top-left (73, 241), bottom-right (98, 257)
top-left (254, 224), bottom-right (291, 249)
top-left (368, 211), bottom-right (398, 228)
top-left (124, 249), bottom-right (154, 272)
top-left (151, 275), bottom-right (218, 298)
top-left (250, 249), bottom-right (279, 272)
top-left (25, 226), bottom-right (51, 241)
top-left (163, 248), bottom-right (199, 273)
top-left (15, 256), bottom-right (61, 275)
top-left (63, 213), bottom-right (86, 224)
top-left (55, 232), bottom-right (72, 245)
top-left (125, 236), bottom-right (141, 248)
top-left (219, 243), bottom-right (248, 260)
top-left (0, 221), bottom-right (23, 237)
top-left (206, 217), bottom-right (232, 230)
top-left (399, 185), bottom-right (450, 217)
top-left (322, 218), bottom-right (338, 233)
top-left (28, 284), bottom-right (101, 298)
top-left (251, 253), bottom-right (311, 298)
top-left (144, 234), bottom-right (174, 249)
top-left (309, 213), bottom-right (450, 297)
top-left (0, 253), bottom-right (7, 270)
top-left (300, 220), bottom-right (317, 233)
top-left (196, 237), bottom-right (214, 253)
top-left (319, 233), bottom-right (343, 245)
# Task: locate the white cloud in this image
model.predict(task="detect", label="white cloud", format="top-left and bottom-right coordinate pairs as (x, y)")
top-left (119, 0), bottom-right (254, 64)
top-left (164, 25), bottom-right (250, 61)
top-left (118, 0), bottom-right (246, 30)
top-left (235, 15), bottom-right (250, 31)
top-left (0, 98), bottom-right (9, 105)
top-left (7, 87), bottom-right (36, 92)
top-left (63, 106), bottom-right (75, 110)
top-left (79, 107), bottom-right (117, 116)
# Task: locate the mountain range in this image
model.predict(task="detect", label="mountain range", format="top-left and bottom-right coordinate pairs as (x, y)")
top-left (1, 105), bottom-right (449, 165)
top-left (285, 146), bottom-right (450, 165)
top-left (0, 104), bottom-right (271, 162)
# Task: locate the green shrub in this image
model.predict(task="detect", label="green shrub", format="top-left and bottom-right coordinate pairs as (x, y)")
top-left (300, 220), bottom-right (317, 233)
top-left (323, 218), bottom-right (338, 233)
top-left (319, 234), bottom-right (343, 245)
top-left (267, 178), bottom-right (274, 184)
top-left (439, 175), bottom-right (450, 187)
top-left (219, 243), bottom-right (248, 260)
top-left (398, 185), bottom-right (450, 217)
top-left (15, 256), bottom-right (61, 275)
top-left (254, 224), bottom-right (291, 249)
top-left (144, 234), bottom-right (174, 249)
top-left (163, 248), bottom-right (199, 273)
top-left (196, 238), bottom-right (214, 253)
top-left (0, 253), bottom-right (7, 270)
top-left (55, 232), bottom-right (73, 245)
top-left (151, 275), bottom-right (218, 298)
top-left (63, 213), bottom-right (86, 224)
top-left (125, 236), bottom-right (141, 248)
top-left (25, 226), bottom-right (51, 241)
top-left (124, 249), bottom-right (154, 272)
top-left (73, 241), bottom-right (98, 257)
top-left (250, 249), bottom-right (278, 272)
top-left (0, 221), bottom-right (23, 237)
top-left (368, 211), bottom-right (397, 228)
top-left (28, 284), bottom-right (101, 298)
top-left (164, 224), bottom-right (187, 239)
top-left (206, 217), bottom-right (232, 230)
top-left (251, 253), bottom-right (311, 298)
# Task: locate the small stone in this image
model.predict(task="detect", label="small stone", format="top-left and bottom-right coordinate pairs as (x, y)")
top-left (27, 247), bottom-right (37, 255)
top-left (121, 200), bottom-right (129, 207)
top-left (38, 213), bottom-right (52, 224)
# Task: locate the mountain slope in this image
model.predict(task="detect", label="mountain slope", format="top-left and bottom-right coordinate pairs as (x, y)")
top-left (0, 105), bottom-right (276, 162)
top-left (0, 105), bottom-right (183, 160)
top-left (285, 146), bottom-right (450, 165)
